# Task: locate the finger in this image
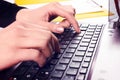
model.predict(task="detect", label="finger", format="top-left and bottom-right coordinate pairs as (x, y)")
top-left (34, 53), bottom-right (46, 67)
top-left (17, 49), bottom-right (46, 67)
top-left (59, 19), bottom-right (71, 28)
top-left (48, 3), bottom-right (80, 33)
top-left (61, 5), bottom-right (76, 16)
top-left (51, 33), bottom-right (60, 53)
top-left (18, 29), bottom-right (55, 58)
top-left (41, 43), bottom-right (52, 58)
top-left (17, 48), bottom-right (40, 61)
top-left (22, 21), bottom-right (64, 34)
top-left (37, 21), bottom-right (64, 33)
top-left (18, 29), bottom-right (49, 48)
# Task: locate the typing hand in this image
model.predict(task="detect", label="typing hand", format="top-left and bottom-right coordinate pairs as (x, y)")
top-left (16, 2), bottom-right (80, 33)
top-left (0, 21), bottom-right (59, 70)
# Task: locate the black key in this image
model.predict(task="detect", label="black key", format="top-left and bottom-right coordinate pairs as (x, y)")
top-left (80, 68), bottom-right (87, 74)
top-left (95, 32), bottom-right (100, 35)
top-left (64, 37), bottom-right (72, 41)
top-left (89, 25), bottom-right (96, 28)
top-left (41, 64), bottom-right (54, 72)
top-left (86, 52), bottom-right (93, 57)
top-left (66, 68), bottom-right (78, 76)
top-left (77, 31), bottom-right (85, 37)
top-left (92, 37), bottom-right (98, 41)
top-left (85, 32), bottom-right (94, 36)
top-left (34, 77), bottom-right (46, 80)
top-left (49, 78), bottom-right (61, 80)
top-left (80, 42), bottom-right (89, 47)
top-left (22, 63), bottom-right (40, 80)
top-left (77, 74), bottom-right (85, 80)
top-left (9, 76), bottom-right (21, 80)
top-left (66, 41), bottom-right (70, 44)
top-left (60, 49), bottom-right (64, 54)
top-left (82, 62), bottom-right (89, 68)
top-left (93, 35), bottom-right (99, 38)
top-left (78, 47), bottom-right (87, 51)
top-left (80, 27), bottom-right (87, 31)
top-left (72, 56), bottom-right (83, 62)
top-left (89, 43), bottom-right (96, 48)
top-left (86, 31), bottom-right (94, 33)
top-left (61, 41), bottom-right (67, 45)
top-left (96, 28), bottom-right (101, 32)
top-left (73, 36), bottom-right (82, 40)
top-left (69, 44), bottom-right (78, 49)
top-left (84, 35), bottom-right (92, 39)
top-left (50, 59), bottom-right (58, 65)
top-left (59, 58), bottom-right (70, 64)
top-left (22, 73), bottom-right (34, 80)
top-left (34, 71), bottom-right (50, 80)
top-left (84, 57), bottom-right (91, 62)
top-left (60, 44), bottom-right (68, 49)
top-left (97, 25), bottom-right (103, 28)
top-left (75, 51), bottom-right (85, 56)
top-left (63, 75), bottom-right (75, 80)
top-left (63, 53), bottom-right (73, 58)
top-left (69, 62), bottom-right (80, 68)
top-left (21, 61), bottom-right (33, 67)
top-left (53, 53), bottom-right (62, 59)
top-left (66, 48), bottom-right (76, 53)
top-left (82, 38), bottom-right (91, 43)
top-left (81, 24), bottom-right (89, 27)
top-left (91, 40), bottom-right (97, 44)
top-left (55, 64), bottom-right (67, 71)
top-left (71, 40), bottom-right (80, 44)
top-left (87, 28), bottom-right (95, 32)
top-left (88, 47), bottom-right (94, 52)
top-left (13, 61), bottom-right (32, 75)
top-left (51, 71), bottom-right (63, 78)
top-left (13, 67), bottom-right (27, 75)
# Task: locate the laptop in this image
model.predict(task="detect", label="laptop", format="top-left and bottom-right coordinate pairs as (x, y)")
top-left (91, 0), bottom-right (120, 80)
top-left (0, 0), bottom-right (119, 80)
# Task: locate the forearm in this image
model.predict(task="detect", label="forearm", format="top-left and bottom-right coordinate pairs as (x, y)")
top-left (0, 0), bottom-right (24, 27)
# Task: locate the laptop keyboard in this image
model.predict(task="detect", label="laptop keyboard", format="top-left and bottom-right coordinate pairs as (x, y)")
top-left (9, 23), bottom-right (104, 80)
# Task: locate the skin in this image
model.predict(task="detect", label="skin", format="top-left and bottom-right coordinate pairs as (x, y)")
top-left (0, 2), bottom-right (80, 70)
top-left (16, 2), bottom-right (80, 33)
top-left (0, 21), bottom-right (59, 70)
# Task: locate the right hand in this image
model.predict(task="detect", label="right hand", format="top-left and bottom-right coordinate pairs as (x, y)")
top-left (16, 2), bottom-right (80, 33)
top-left (0, 21), bottom-right (60, 70)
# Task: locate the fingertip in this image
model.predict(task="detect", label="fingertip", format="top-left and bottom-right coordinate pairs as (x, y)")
top-left (38, 63), bottom-right (44, 67)
top-left (51, 34), bottom-right (61, 53)
top-left (56, 27), bottom-right (64, 33)
top-left (75, 22), bottom-right (80, 33)
top-left (37, 57), bottom-right (46, 67)
top-left (77, 28), bottom-right (81, 33)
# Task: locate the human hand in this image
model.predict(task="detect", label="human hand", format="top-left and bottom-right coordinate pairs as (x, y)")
top-left (16, 2), bottom-right (80, 33)
top-left (0, 21), bottom-right (59, 70)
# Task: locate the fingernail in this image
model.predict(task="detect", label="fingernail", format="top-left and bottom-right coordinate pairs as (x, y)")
top-left (56, 27), bottom-right (64, 33)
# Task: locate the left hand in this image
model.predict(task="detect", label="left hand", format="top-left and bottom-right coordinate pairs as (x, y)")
top-left (16, 2), bottom-right (80, 33)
